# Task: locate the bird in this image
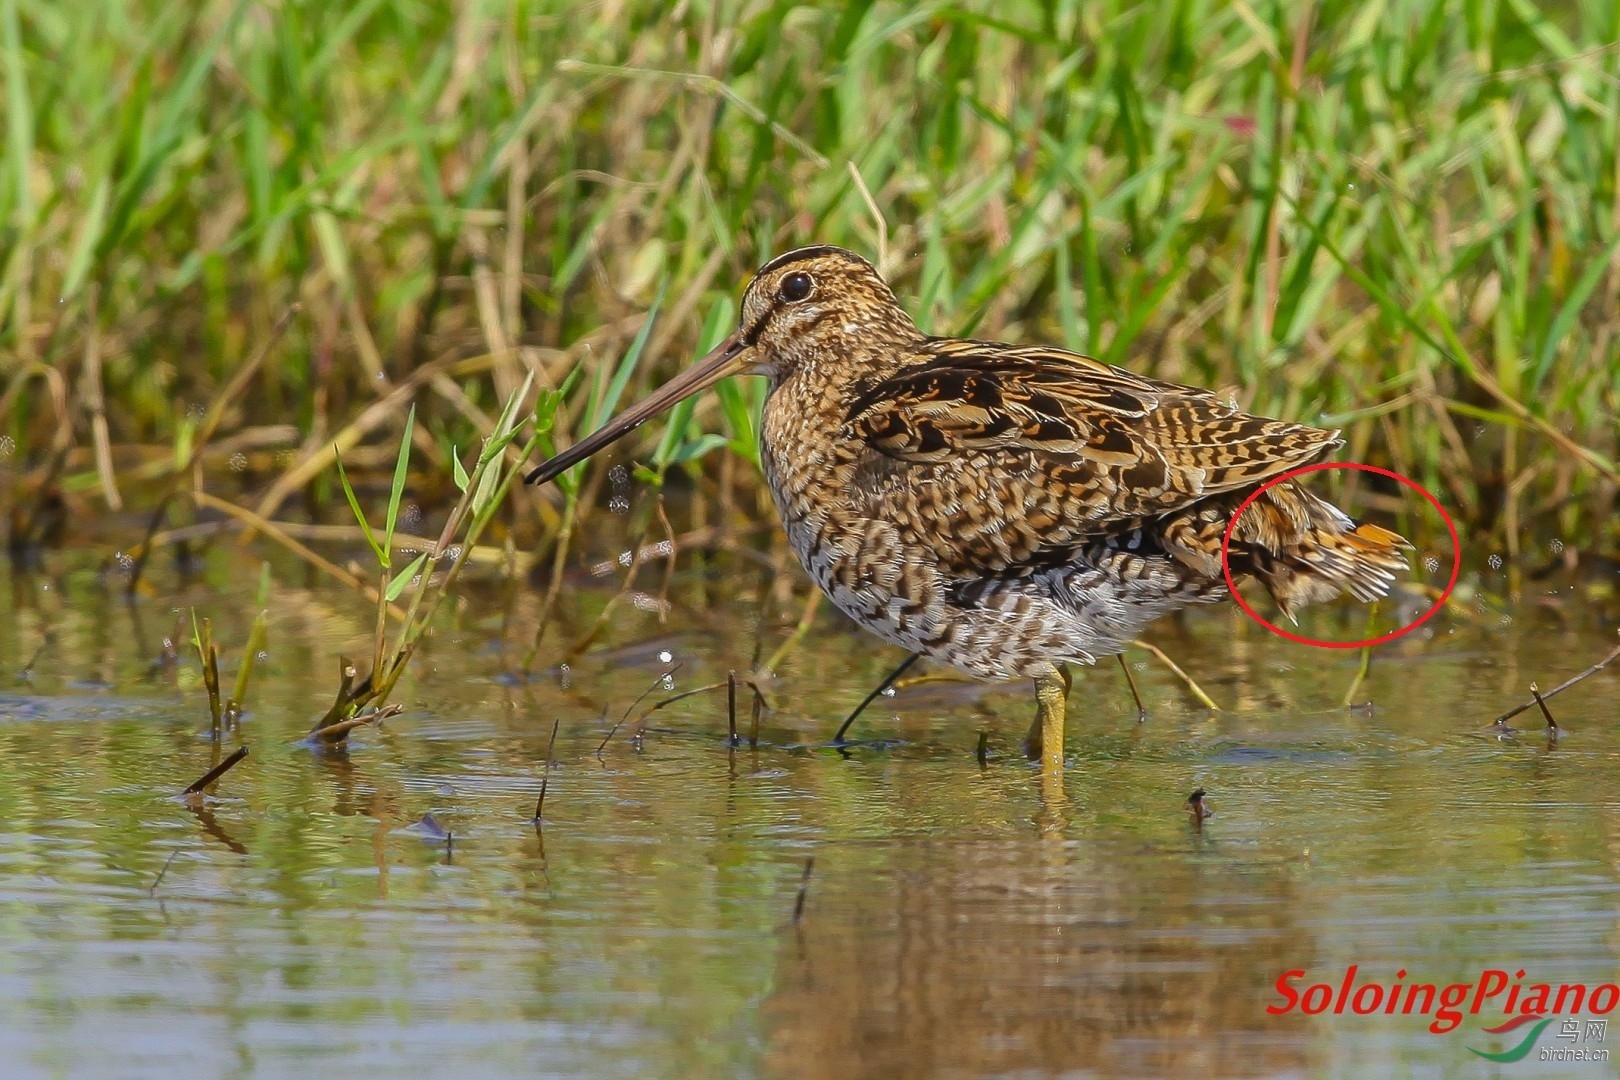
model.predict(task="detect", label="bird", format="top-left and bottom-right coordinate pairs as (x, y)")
top-left (525, 245), bottom-right (1409, 770)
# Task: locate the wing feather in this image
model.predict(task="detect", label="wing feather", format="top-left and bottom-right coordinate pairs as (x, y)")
top-left (841, 341), bottom-right (1339, 576)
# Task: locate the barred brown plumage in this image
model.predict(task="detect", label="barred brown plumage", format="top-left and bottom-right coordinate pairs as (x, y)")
top-left (525, 245), bottom-right (1411, 772)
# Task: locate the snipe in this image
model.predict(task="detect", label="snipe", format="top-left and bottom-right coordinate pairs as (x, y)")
top-left (526, 246), bottom-right (1408, 770)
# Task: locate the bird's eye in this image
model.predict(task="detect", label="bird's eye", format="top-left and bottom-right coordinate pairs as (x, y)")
top-left (778, 272), bottom-right (814, 303)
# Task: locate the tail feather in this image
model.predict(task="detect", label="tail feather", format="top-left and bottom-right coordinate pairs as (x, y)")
top-left (1235, 487), bottom-right (1409, 621)
top-left (1152, 481), bottom-right (1411, 622)
top-left (1265, 520), bottom-right (1409, 621)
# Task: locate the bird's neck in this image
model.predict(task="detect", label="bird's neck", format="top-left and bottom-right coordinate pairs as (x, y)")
top-left (766, 326), bottom-right (923, 410)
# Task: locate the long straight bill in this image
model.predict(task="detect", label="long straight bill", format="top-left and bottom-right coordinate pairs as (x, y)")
top-left (524, 331), bottom-right (749, 487)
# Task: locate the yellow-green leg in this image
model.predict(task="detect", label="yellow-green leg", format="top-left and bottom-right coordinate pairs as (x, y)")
top-left (1023, 662), bottom-right (1072, 772)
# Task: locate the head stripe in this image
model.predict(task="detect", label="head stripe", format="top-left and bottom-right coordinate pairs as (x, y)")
top-left (755, 245), bottom-right (872, 278)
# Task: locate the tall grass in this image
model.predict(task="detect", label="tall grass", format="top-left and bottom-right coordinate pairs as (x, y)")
top-left (2, 0), bottom-right (1617, 557)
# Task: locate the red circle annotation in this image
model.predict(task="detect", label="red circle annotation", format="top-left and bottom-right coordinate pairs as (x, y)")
top-left (1218, 462), bottom-right (1460, 649)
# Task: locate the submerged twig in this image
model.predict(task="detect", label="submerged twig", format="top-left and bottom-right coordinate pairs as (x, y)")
top-left (792, 856), bottom-right (815, 924)
top-left (534, 718), bottom-right (560, 822)
top-left (149, 849), bottom-right (181, 896)
top-left (833, 652), bottom-right (922, 744)
top-left (598, 665), bottom-right (680, 753)
top-left (1489, 641), bottom-right (1620, 726)
top-left (1529, 682), bottom-right (1558, 736)
top-left (727, 671), bottom-right (738, 746)
top-left (312, 656), bottom-right (364, 731)
top-left (627, 678), bottom-right (730, 737)
top-left (304, 654), bottom-right (405, 743)
top-left (412, 813), bottom-right (451, 842)
top-left (976, 731), bottom-right (989, 766)
top-left (188, 805), bottom-right (248, 854)
top-left (181, 745), bottom-right (249, 798)
top-left (749, 681), bottom-right (764, 749)
top-left (308, 705), bottom-right (402, 745)
top-left (19, 632), bottom-right (52, 681)
top-left (1185, 787), bottom-right (1211, 828)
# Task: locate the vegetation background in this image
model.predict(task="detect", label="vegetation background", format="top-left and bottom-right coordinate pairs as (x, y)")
top-left (3, 0), bottom-right (1618, 564)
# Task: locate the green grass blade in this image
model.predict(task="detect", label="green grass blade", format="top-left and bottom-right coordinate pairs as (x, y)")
top-left (1532, 229), bottom-right (1620, 393)
top-left (60, 174), bottom-right (110, 301)
top-left (2, 0), bottom-right (35, 228)
top-left (653, 295), bottom-right (733, 472)
top-left (102, 0), bottom-right (248, 256)
top-left (385, 552), bottom-right (430, 603)
top-left (334, 450), bottom-right (383, 564)
top-left (452, 448), bottom-right (470, 493)
top-left (230, 609), bottom-right (269, 708)
top-left (596, 292), bottom-right (664, 427)
top-left (384, 405), bottom-right (415, 559)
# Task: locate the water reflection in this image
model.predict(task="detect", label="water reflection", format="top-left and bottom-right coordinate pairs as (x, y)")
top-left (0, 549), bottom-right (1617, 1076)
top-left (767, 840), bottom-right (1314, 1078)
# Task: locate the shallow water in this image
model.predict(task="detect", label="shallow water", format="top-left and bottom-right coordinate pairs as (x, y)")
top-left (1, 548), bottom-right (1618, 1078)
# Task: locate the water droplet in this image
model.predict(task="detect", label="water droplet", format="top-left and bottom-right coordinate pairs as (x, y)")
top-left (1549, 539), bottom-right (1565, 555)
top-left (608, 464), bottom-right (631, 514)
top-left (658, 650), bottom-right (673, 663)
top-left (1488, 554), bottom-right (1503, 570)
top-left (1423, 554), bottom-right (1440, 574)
top-left (0, 435), bottom-right (14, 459)
top-left (660, 673), bottom-right (675, 691)
top-left (228, 452), bottom-right (248, 472)
top-left (881, 686), bottom-right (896, 698)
